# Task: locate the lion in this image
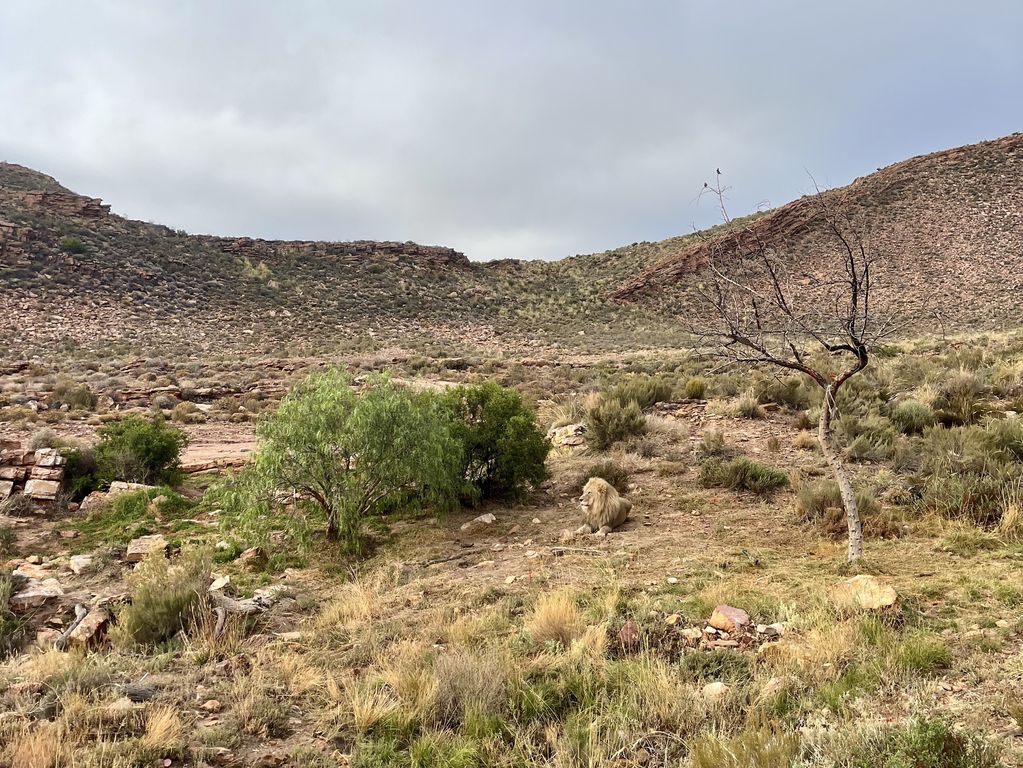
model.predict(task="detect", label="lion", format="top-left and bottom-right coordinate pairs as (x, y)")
top-left (574, 477), bottom-right (633, 537)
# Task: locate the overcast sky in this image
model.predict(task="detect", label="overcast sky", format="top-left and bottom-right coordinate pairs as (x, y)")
top-left (2, 2), bottom-right (1021, 261)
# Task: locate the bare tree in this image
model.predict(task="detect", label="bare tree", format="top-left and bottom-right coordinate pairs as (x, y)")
top-left (692, 174), bottom-right (900, 562)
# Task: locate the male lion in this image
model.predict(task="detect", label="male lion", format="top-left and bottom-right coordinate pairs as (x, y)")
top-left (575, 477), bottom-right (632, 537)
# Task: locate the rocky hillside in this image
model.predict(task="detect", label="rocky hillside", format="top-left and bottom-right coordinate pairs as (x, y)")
top-left (2, 133), bottom-right (1022, 359)
top-left (613, 133), bottom-right (1023, 335)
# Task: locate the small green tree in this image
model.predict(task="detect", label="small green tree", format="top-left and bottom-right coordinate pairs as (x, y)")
top-left (441, 382), bottom-right (550, 504)
top-left (243, 370), bottom-right (461, 552)
top-left (95, 416), bottom-right (187, 485)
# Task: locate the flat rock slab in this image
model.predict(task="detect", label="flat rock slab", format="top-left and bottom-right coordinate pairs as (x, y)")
top-left (832, 574), bottom-right (899, 611)
top-left (68, 609), bottom-right (112, 649)
top-left (10, 577), bottom-right (64, 611)
top-left (34, 448), bottom-right (67, 468)
top-left (126, 534), bottom-right (168, 562)
top-left (25, 479), bottom-right (60, 500)
top-left (0, 480), bottom-right (13, 500)
top-left (69, 554), bottom-right (96, 575)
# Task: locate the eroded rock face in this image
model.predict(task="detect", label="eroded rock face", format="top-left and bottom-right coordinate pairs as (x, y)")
top-left (125, 534), bottom-right (168, 563)
top-left (547, 424), bottom-right (587, 454)
top-left (69, 554), bottom-right (96, 575)
top-left (24, 479), bottom-right (60, 500)
top-left (832, 574), bottom-right (899, 611)
top-left (67, 608), bottom-right (112, 649)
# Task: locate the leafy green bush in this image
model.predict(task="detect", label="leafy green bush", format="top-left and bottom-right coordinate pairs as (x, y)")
top-left (63, 444), bottom-right (100, 501)
top-left (95, 416), bottom-right (187, 485)
top-left (574, 460), bottom-right (630, 494)
top-left (441, 382), bottom-right (550, 504)
top-left (891, 399), bottom-right (935, 434)
top-left (699, 458), bottom-right (789, 495)
top-left (113, 549), bottom-right (210, 647)
top-left (585, 396), bottom-right (646, 450)
top-left (58, 235), bottom-right (85, 253)
top-left (224, 370), bottom-right (460, 553)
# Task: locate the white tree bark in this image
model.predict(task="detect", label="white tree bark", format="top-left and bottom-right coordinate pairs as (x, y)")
top-left (818, 384), bottom-right (863, 562)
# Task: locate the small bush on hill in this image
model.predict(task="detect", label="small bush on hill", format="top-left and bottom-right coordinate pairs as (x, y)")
top-left (0, 574), bottom-right (29, 659)
top-left (58, 236), bottom-right (85, 253)
top-left (223, 370), bottom-right (460, 553)
top-left (891, 399), bottom-right (935, 434)
top-left (95, 416), bottom-right (187, 485)
top-left (697, 429), bottom-right (730, 458)
top-left (699, 458), bottom-right (789, 495)
top-left (841, 717), bottom-right (1001, 768)
top-left (63, 444), bottom-right (100, 500)
top-left (606, 375), bottom-right (673, 409)
top-left (933, 371), bottom-right (987, 426)
top-left (575, 461), bottom-right (630, 494)
top-left (586, 396), bottom-right (646, 450)
top-left (113, 549), bottom-right (210, 647)
top-left (754, 375), bottom-right (811, 410)
top-left (681, 377), bottom-right (707, 400)
top-left (50, 379), bottom-right (96, 411)
top-left (29, 428), bottom-right (60, 450)
top-left (171, 401), bottom-right (207, 424)
top-left (441, 382), bottom-right (550, 505)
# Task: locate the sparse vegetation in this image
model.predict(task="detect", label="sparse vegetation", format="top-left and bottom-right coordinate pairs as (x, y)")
top-left (699, 457), bottom-right (789, 495)
top-left (585, 394), bottom-right (646, 450)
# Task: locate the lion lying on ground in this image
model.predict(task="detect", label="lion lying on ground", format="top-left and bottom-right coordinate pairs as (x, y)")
top-left (574, 477), bottom-right (633, 537)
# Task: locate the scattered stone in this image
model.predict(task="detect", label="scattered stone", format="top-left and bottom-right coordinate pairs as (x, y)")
top-left (531, 517), bottom-right (541, 524)
top-left (109, 481), bottom-right (157, 495)
top-left (702, 681), bottom-right (731, 705)
top-left (10, 577), bottom-right (63, 611)
top-left (238, 547), bottom-right (267, 569)
top-left (30, 466), bottom-right (64, 482)
top-left (618, 620), bottom-right (641, 650)
top-left (104, 697), bottom-right (137, 718)
top-left (69, 555), bottom-right (95, 575)
top-left (666, 576), bottom-right (679, 585)
top-left (147, 495), bottom-right (169, 514)
top-left (125, 534), bottom-right (168, 563)
top-left (34, 448), bottom-right (66, 468)
top-left (80, 491), bottom-right (108, 511)
top-left (761, 676), bottom-right (786, 698)
top-left (664, 613), bottom-right (682, 626)
top-left (14, 562), bottom-right (48, 579)
top-left (709, 604), bottom-right (751, 633)
top-left (680, 627), bottom-right (704, 644)
top-left (0, 480), bottom-right (13, 500)
top-left (209, 575), bottom-right (231, 592)
top-left (201, 699), bottom-right (223, 713)
top-left (460, 512), bottom-right (497, 532)
top-left (59, 530), bottom-right (79, 539)
top-left (995, 619), bottom-right (1010, 629)
top-left (504, 575), bottom-right (516, 584)
top-left (25, 554), bottom-right (43, 565)
top-left (35, 628), bottom-right (61, 648)
top-left (832, 574), bottom-right (898, 611)
top-left (0, 466), bottom-right (27, 481)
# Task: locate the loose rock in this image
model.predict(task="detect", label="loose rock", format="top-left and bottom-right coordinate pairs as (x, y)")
top-left (832, 574), bottom-right (898, 611)
top-left (709, 604), bottom-right (750, 633)
top-left (126, 534), bottom-right (169, 563)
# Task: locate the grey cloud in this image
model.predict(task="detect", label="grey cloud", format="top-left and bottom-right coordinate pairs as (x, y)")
top-left (1, 1), bottom-right (1021, 260)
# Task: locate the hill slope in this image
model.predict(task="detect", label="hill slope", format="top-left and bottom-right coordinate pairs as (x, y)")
top-left (613, 133), bottom-right (1023, 335)
top-left (2, 133), bottom-right (1022, 359)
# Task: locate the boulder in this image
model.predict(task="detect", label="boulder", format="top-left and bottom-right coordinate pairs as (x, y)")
top-left (109, 481), bottom-right (157, 496)
top-left (69, 554), bottom-right (96, 575)
top-left (125, 534), bottom-right (168, 563)
top-left (760, 676), bottom-right (786, 698)
top-left (30, 466), bottom-right (64, 482)
top-left (460, 512), bottom-right (497, 532)
top-left (67, 608), bottom-right (112, 649)
top-left (10, 577), bottom-right (64, 611)
top-left (14, 562), bottom-right (49, 580)
top-left (709, 604), bottom-right (750, 633)
top-left (832, 574), bottom-right (898, 612)
top-left (80, 491), bottom-right (108, 511)
top-left (0, 480), bottom-right (13, 501)
top-left (547, 423), bottom-right (587, 453)
top-left (702, 681), bottom-right (731, 705)
top-left (0, 466), bottom-right (28, 481)
top-left (238, 547), bottom-right (267, 569)
top-left (617, 620), bottom-right (642, 650)
top-left (25, 479), bottom-right (60, 500)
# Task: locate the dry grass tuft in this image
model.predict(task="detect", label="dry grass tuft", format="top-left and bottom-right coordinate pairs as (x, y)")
top-left (526, 591), bottom-right (585, 647)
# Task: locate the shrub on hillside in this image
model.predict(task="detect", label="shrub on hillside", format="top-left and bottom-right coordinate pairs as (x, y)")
top-left (50, 379), bottom-right (96, 411)
top-left (796, 479), bottom-right (893, 538)
top-left (0, 574), bottom-right (29, 659)
top-left (440, 382), bottom-right (550, 504)
top-left (95, 416), bottom-right (187, 485)
top-left (113, 549), bottom-right (210, 647)
top-left (891, 399), bottom-right (935, 434)
top-left (63, 444), bottom-right (100, 500)
top-left (223, 370), bottom-right (461, 553)
top-left (606, 375), bottom-right (674, 410)
top-left (585, 396), bottom-right (646, 450)
top-left (681, 377), bottom-right (707, 400)
top-left (754, 375), bottom-right (811, 410)
top-left (574, 460), bottom-right (630, 494)
top-left (933, 371), bottom-right (987, 426)
top-left (699, 457), bottom-right (789, 495)
top-left (58, 236), bottom-right (85, 254)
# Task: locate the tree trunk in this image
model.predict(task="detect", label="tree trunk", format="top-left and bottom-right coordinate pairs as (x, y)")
top-left (818, 383), bottom-right (863, 562)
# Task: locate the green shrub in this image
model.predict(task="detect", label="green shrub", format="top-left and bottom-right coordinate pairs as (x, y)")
top-left (95, 416), bottom-right (187, 485)
top-left (575, 460), bottom-right (630, 494)
top-left (933, 371), bottom-right (987, 426)
top-left (891, 399), bottom-right (935, 434)
top-left (697, 429), bottom-right (730, 458)
top-left (606, 375), bottom-right (673, 409)
top-left (797, 480), bottom-right (879, 526)
top-left (843, 717), bottom-right (1001, 768)
top-left (51, 379), bottom-right (96, 411)
top-left (29, 427), bottom-right (60, 450)
top-left (699, 457), bottom-right (789, 495)
top-left (224, 370), bottom-right (460, 553)
top-left (58, 235), bottom-right (85, 253)
top-left (690, 730), bottom-right (800, 768)
top-left (586, 396), bottom-right (646, 450)
top-left (0, 574), bottom-right (29, 659)
top-left (681, 377), bottom-right (707, 400)
top-left (734, 393), bottom-right (766, 419)
top-left (113, 549), bottom-right (210, 647)
top-left (441, 382), bottom-right (550, 505)
top-left (73, 487), bottom-right (195, 547)
top-left (754, 375), bottom-right (811, 410)
top-left (171, 401), bottom-right (207, 424)
top-left (63, 444), bottom-right (100, 501)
